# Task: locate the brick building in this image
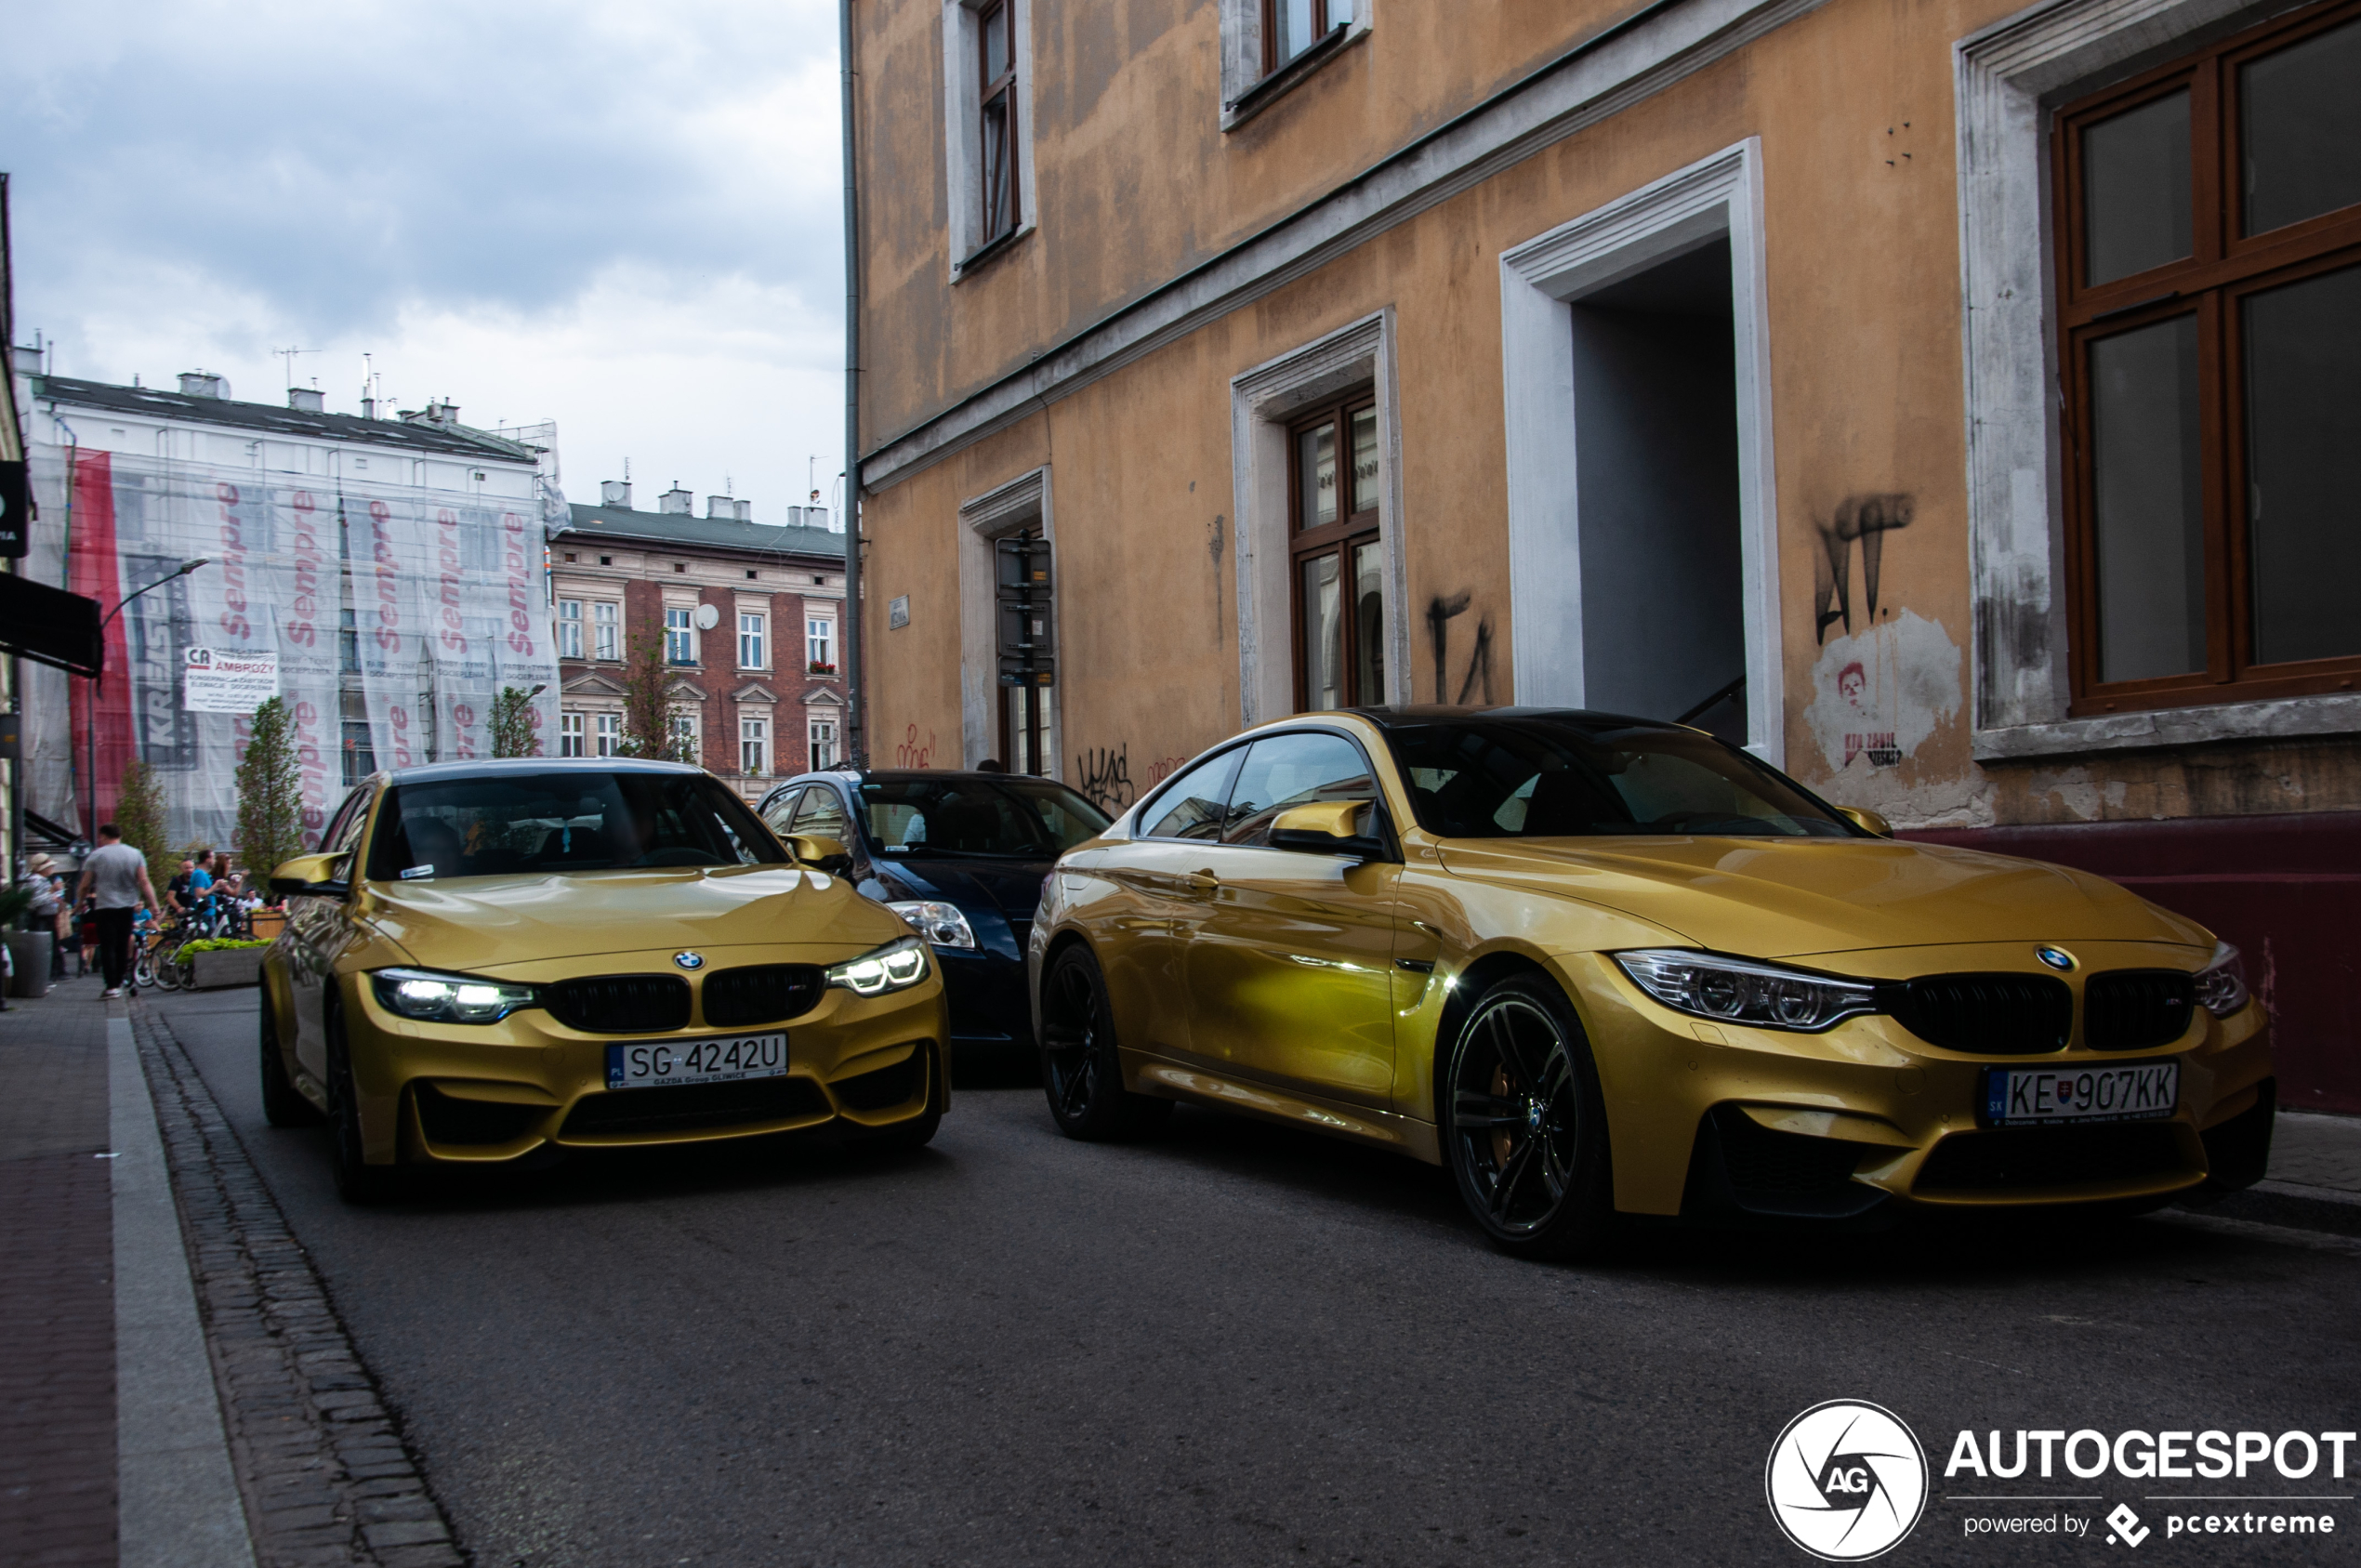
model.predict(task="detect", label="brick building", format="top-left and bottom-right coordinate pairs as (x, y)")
top-left (550, 483), bottom-right (847, 797)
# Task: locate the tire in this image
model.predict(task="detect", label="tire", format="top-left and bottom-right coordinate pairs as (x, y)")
top-left (1038, 943), bottom-right (1172, 1141)
top-left (133, 951), bottom-right (157, 990)
top-left (1442, 972), bottom-right (1613, 1261)
top-left (151, 942), bottom-right (182, 991)
top-left (323, 995), bottom-right (402, 1204)
top-left (258, 988), bottom-right (319, 1127)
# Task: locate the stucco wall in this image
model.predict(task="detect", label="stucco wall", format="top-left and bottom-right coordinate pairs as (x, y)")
top-left (853, 0), bottom-right (2361, 832)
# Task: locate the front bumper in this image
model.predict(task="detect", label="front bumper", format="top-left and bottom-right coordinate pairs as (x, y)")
top-left (935, 943), bottom-right (1033, 1048)
top-left (1550, 942), bottom-right (2275, 1218)
top-left (340, 948), bottom-right (948, 1166)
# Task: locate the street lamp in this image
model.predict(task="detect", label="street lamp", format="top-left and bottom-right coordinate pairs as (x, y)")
top-left (84, 557), bottom-right (209, 839)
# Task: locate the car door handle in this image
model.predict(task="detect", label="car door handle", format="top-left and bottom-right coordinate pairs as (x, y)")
top-left (1184, 870), bottom-right (1221, 894)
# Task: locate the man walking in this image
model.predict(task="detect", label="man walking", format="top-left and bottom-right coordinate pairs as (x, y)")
top-left (76, 824), bottom-right (160, 1000)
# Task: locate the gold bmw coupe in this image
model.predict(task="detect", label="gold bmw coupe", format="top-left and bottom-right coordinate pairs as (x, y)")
top-left (259, 759), bottom-right (947, 1202)
top-left (1027, 708), bottom-right (2274, 1258)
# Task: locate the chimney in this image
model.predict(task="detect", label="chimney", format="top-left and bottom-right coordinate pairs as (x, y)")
top-left (706, 494), bottom-right (734, 520)
top-left (11, 345), bottom-right (43, 376)
top-left (600, 479), bottom-right (632, 509)
top-left (732, 499), bottom-right (752, 522)
top-left (658, 484), bottom-right (692, 516)
top-left (178, 370), bottom-right (229, 399)
top-left (287, 387), bottom-right (324, 413)
top-left (360, 394), bottom-right (377, 419)
top-left (806, 507), bottom-right (830, 531)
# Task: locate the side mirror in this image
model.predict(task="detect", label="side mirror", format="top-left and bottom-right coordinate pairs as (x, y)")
top-left (783, 834), bottom-right (855, 876)
top-left (1267, 801), bottom-right (1388, 862)
top-left (1835, 806), bottom-right (1895, 838)
top-left (270, 852), bottom-right (350, 899)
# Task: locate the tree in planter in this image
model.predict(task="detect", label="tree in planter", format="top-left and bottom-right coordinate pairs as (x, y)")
top-left (488, 684), bottom-right (546, 758)
top-left (114, 758), bottom-right (176, 895)
top-left (235, 696), bottom-right (308, 888)
top-left (616, 629), bottom-right (696, 764)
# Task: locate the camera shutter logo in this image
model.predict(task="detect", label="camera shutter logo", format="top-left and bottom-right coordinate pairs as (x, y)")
top-left (1765, 1400), bottom-right (1928, 1561)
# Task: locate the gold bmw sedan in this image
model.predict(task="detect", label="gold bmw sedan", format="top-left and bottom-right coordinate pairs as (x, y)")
top-left (1026, 708), bottom-right (2274, 1258)
top-left (259, 759), bottom-right (947, 1202)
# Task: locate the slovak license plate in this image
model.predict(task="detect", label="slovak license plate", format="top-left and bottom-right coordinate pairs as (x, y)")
top-left (1981, 1061), bottom-right (2178, 1127)
top-left (605, 1033), bottom-right (789, 1091)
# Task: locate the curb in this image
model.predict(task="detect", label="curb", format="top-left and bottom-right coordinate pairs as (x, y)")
top-left (2184, 1179), bottom-right (2361, 1239)
top-left (130, 1002), bottom-right (465, 1568)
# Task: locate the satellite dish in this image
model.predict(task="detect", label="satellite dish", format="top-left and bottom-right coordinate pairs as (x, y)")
top-left (692, 603), bottom-right (721, 631)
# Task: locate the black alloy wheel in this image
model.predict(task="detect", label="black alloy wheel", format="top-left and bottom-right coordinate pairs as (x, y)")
top-left (1443, 973), bottom-right (1612, 1260)
top-left (257, 987), bottom-right (320, 1127)
top-left (1039, 944), bottom-right (1171, 1141)
top-left (323, 995), bottom-right (401, 1205)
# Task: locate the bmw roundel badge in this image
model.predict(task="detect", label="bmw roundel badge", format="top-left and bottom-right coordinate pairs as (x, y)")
top-left (674, 951), bottom-right (706, 970)
top-left (2035, 946), bottom-right (2076, 972)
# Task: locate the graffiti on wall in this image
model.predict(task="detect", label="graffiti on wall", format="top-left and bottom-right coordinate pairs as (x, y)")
top-left (1209, 512), bottom-right (1226, 642)
top-left (1801, 491), bottom-right (1960, 773)
top-left (1814, 493), bottom-right (1915, 645)
top-left (896, 724), bottom-right (937, 769)
top-left (1075, 744), bottom-right (1134, 812)
top-left (1426, 592), bottom-right (1497, 705)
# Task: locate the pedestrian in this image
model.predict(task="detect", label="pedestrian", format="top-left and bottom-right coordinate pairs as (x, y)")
top-left (20, 854), bottom-right (64, 981)
top-left (75, 824), bottom-right (161, 1000)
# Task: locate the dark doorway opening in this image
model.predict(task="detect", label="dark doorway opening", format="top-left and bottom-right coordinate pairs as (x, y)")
top-left (1568, 236), bottom-right (1747, 744)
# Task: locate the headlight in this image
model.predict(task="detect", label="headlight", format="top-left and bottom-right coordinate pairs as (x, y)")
top-left (885, 900), bottom-right (976, 949)
top-left (1614, 949), bottom-right (1878, 1032)
top-left (826, 934), bottom-right (931, 997)
top-left (2195, 941), bottom-right (2250, 1018)
top-left (369, 968), bottom-right (538, 1024)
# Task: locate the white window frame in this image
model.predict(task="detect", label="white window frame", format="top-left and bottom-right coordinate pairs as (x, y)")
top-left (1228, 312), bottom-right (1409, 727)
top-left (942, 0), bottom-right (1038, 278)
top-left (1953, 0), bottom-right (2361, 759)
top-left (669, 708), bottom-right (701, 761)
top-left (808, 716), bottom-right (839, 771)
top-left (594, 712), bottom-right (621, 758)
top-left (737, 612), bottom-right (767, 670)
top-left (1219, 0), bottom-right (1374, 129)
top-left (558, 598), bottom-right (584, 660)
top-left (665, 606), bottom-right (697, 665)
top-left (806, 616), bottom-right (837, 671)
top-left (740, 713), bottom-right (770, 776)
top-left (559, 710), bottom-right (586, 758)
top-left (1496, 138), bottom-right (1785, 766)
top-left (956, 468), bottom-right (1069, 774)
top-left (592, 600), bottom-right (620, 661)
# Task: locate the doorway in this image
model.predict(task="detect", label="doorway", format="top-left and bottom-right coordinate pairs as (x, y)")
top-left (1567, 238), bottom-right (1746, 744)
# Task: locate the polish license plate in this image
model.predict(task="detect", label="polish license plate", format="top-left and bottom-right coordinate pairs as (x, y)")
top-left (1981, 1061), bottom-right (2178, 1127)
top-left (605, 1033), bottom-right (788, 1090)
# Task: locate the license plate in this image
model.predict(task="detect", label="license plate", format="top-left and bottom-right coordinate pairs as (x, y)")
top-left (1981, 1061), bottom-right (2178, 1127)
top-left (605, 1033), bottom-right (789, 1091)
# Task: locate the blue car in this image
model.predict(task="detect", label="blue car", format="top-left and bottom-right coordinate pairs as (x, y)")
top-left (756, 769), bottom-right (1111, 1058)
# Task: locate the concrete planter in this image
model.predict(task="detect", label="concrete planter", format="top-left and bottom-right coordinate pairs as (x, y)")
top-left (191, 948), bottom-right (265, 991)
top-left (7, 932), bottom-right (52, 998)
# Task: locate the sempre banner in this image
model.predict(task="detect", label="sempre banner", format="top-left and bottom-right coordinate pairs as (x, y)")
top-left (34, 446), bottom-right (559, 854)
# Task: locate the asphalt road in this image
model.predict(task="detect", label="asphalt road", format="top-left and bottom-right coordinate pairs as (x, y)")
top-left (153, 985), bottom-right (2360, 1567)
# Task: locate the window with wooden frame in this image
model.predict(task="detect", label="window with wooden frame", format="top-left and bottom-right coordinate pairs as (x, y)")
top-left (978, 0), bottom-right (1020, 246)
top-left (2056, 0), bottom-right (2361, 715)
top-left (1262, 0), bottom-right (1355, 76)
top-left (1287, 393), bottom-right (1384, 711)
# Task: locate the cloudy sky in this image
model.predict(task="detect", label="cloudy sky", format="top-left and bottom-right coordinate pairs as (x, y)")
top-left (4, 0), bottom-right (848, 522)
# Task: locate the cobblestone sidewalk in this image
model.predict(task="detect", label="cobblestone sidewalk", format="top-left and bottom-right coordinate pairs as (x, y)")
top-left (131, 1003), bottom-right (463, 1568)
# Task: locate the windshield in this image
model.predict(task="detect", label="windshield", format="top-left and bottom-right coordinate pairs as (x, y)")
top-left (858, 776), bottom-right (1111, 859)
top-left (1381, 715), bottom-right (1857, 839)
top-left (363, 771), bottom-right (789, 880)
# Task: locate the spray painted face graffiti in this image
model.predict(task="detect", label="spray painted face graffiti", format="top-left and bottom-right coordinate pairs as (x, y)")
top-left (1807, 609), bottom-right (1961, 773)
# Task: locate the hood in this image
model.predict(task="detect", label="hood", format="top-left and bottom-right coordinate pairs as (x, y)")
top-left (358, 864), bottom-right (907, 973)
top-left (1433, 836), bottom-right (2212, 958)
top-left (870, 856), bottom-right (1050, 926)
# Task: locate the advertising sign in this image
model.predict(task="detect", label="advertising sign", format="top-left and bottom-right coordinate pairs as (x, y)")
top-left (183, 646), bottom-right (281, 713)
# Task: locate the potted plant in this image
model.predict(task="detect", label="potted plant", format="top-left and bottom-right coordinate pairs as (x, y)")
top-left (808, 661), bottom-right (838, 675)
